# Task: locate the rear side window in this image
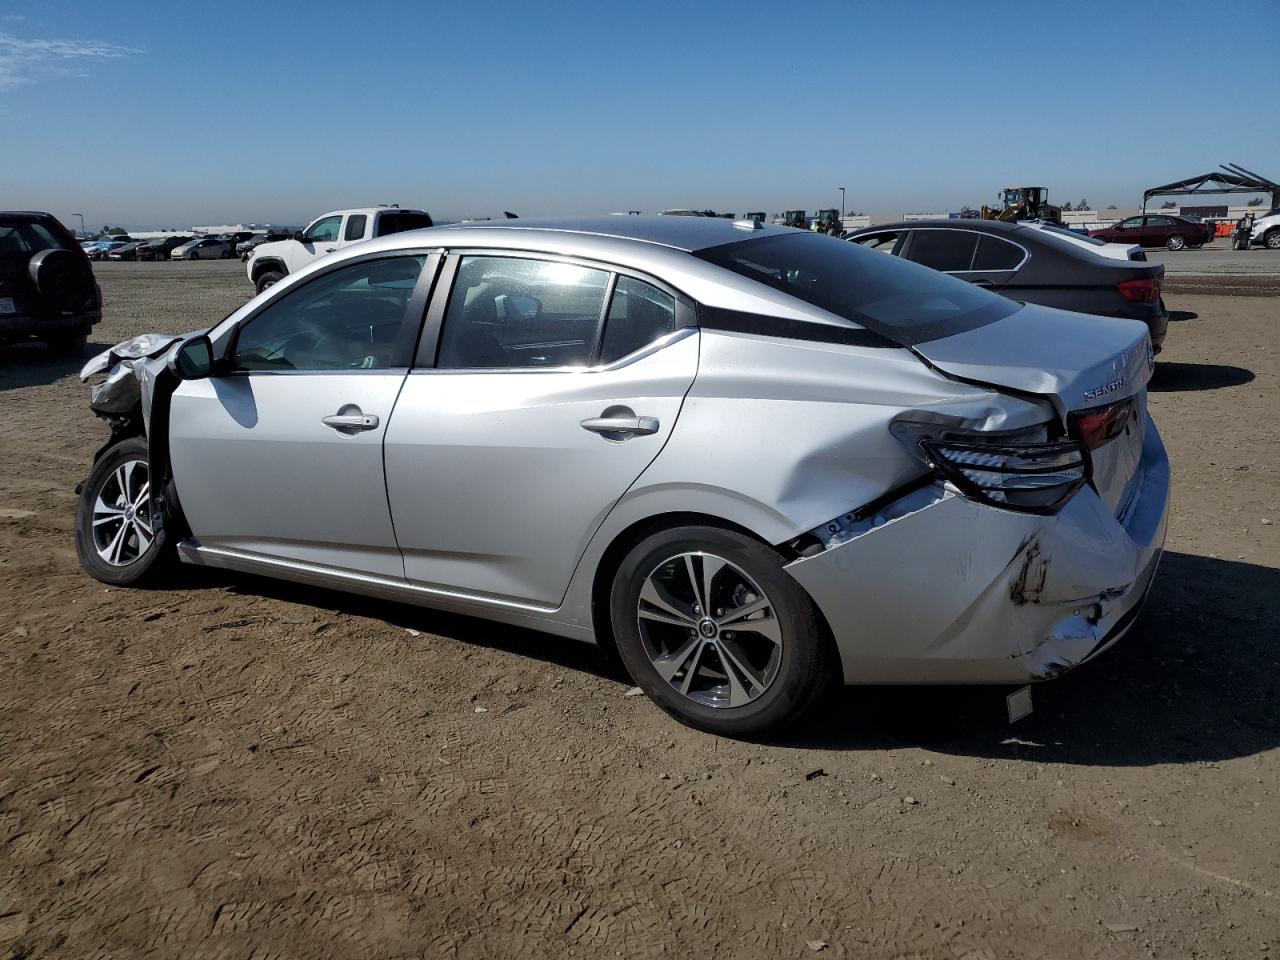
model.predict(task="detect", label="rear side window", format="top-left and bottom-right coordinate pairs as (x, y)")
top-left (436, 257), bottom-right (609, 369)
top-left (849, 231), bottom-right (901, 253)
top-left (344, 214), bottom-right (367, 241)
top-left (600, 277), bottom-right (676, 364)
top-left (694, 232), bottom-right (1017, 345)
top-left (905, 230), bottom-right (978, 271)
top-left (375, 212), bottom-right (434, 237)
top-left (972, 235), bottom-right (1024, 271)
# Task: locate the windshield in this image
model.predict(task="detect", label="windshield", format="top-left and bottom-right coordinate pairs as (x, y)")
top-left (694, 232), bottom-right (1018, 345)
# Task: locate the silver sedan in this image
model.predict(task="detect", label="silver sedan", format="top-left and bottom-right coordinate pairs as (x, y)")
top-left (75, 217), bottom-right (1169, 736)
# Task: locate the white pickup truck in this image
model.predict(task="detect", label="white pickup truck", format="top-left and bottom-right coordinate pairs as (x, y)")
top-left (245, 206), bottom-right (433, 293)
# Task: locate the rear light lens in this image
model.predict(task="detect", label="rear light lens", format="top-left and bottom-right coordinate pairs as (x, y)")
top-left (1070, 396), bottom-right (1137, 450)
top-left (1117, 275), bottom-right (1162, 303)
top-left (919, 438), bottom-right (1090, 514)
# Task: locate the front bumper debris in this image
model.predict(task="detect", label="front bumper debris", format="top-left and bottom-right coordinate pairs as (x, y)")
top-left (785, 417), bottom-right (1170, 684)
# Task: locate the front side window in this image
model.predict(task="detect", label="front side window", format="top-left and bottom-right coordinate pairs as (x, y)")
top-left (436, 257), bottom-right (608, 369)
top-left (233, 256), bottom-right (425, 371)
top-left (904, 230), bottom-right (979, 272)
top-left (600, 277), bottom-right (677, 364)
top-left (303, 216), bottom-right (342, 243)
top-left (344, 215), bottom-right (368, 241)
top-left (849, 231), bottom-right (901, 253)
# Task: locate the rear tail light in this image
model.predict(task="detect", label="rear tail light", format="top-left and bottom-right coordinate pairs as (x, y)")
top-left (1117, 276), bottom-right (1162, 303)
top-left (1070, 396), bottom-right (1136, 450)
top-left (919, 438), bottom-right (1090, 514)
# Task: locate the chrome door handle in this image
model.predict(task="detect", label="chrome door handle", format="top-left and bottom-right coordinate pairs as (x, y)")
top-left (322, 413), bottom-right (379, 431)
top-left (580, 416), bottom-right (660, 436)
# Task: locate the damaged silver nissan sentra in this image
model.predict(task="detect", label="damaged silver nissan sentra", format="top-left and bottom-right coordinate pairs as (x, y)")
top-left (75, 217), bottom-right (1169, 736)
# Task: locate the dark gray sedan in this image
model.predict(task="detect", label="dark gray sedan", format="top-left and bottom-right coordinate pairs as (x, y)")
top-left (847, 219), bottom-right (1169, 351)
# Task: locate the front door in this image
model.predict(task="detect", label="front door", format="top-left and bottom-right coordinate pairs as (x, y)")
top-left (290, 214), bottom-right (343, 271)
top-left (169, 254), bottom-right (432, 577)
top-left (384, 255), bottom-right (699, 607)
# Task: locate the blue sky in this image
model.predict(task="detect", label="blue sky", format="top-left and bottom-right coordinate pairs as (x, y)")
top-left (2, 0), bottom-right (1277, 228)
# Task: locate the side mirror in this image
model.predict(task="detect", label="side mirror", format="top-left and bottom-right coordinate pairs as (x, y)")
top-left (294, 230), bottom-right (305, 242)
top-left (168, 334), bottom-right (214, 380)
top-left (496, 293), bottom-right (542, 322)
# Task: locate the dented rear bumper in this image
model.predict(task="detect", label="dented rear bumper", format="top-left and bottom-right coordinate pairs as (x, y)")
top-left (784, 417), bottom-right (1170, 684)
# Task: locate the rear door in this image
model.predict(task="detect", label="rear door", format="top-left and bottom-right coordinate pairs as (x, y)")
top-left (383, 253), bottom-right (698, 607)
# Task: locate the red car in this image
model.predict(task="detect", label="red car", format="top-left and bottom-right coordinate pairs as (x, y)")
top-left (1089, 214), bottom-right (1213, 251)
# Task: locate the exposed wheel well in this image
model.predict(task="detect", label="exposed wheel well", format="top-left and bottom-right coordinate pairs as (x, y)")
top-left (251, 258), bottom-right (286, 283)
top-left (587, 511), bottom-right (839, 675)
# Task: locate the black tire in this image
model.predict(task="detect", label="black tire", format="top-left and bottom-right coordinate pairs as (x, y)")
top-left (45, 333), bottom-right (88, 356)
top-left (188, 250), bottom-right (199, 261)
top-left (29, 248), bottom-right (94, 311)
top-left (1265, 230), bottom-right (1280, 251)
top-left (75, 437), bottom-right (171, 587)
top-left (609, 525), bottom-right (835, 737)
top-left (255, 270), bottom-right (285, 295)
top-left (1165, 235), bottom-right (1187, 251)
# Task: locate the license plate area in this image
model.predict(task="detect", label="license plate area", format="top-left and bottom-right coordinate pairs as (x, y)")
top-left (0, 297), bottom-right (15, 315)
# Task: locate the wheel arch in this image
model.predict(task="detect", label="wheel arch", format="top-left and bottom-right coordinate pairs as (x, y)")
top-left (585, 509), bottom-right (841, 676)
top-left (250, 257), bottom-right (287, 283)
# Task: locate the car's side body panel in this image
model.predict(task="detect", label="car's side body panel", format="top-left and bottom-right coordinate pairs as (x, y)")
top-left (384, 332), bottom-right (700, 607)
top-left (168, 371), bottom-right (409, 578)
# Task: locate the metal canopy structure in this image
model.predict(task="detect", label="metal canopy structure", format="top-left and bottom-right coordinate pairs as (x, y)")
top-left (1142, 163), bottom-right (1280, 212)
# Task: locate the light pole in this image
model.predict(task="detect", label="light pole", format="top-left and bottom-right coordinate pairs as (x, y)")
top-left (838, 187), bottom-right (845, 219)
top-left (73, 213), bottom-right (85, 239)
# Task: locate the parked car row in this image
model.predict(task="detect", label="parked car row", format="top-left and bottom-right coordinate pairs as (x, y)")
top-left (77, 215), bottom-right (1169, 737)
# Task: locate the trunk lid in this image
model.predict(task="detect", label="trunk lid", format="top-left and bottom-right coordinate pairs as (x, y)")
top-left (912, 303), bottom-right (1154, 513)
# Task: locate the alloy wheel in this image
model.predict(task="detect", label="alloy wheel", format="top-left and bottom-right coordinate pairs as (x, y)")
top-left (91, 458), bottom-right (154, 566)
top-left (636, 552), bottom-right (783, 708)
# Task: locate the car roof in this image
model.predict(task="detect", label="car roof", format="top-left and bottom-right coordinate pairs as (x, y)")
top-left (443, 216), bottom-right (797, 252)
top-left (0, 211), bottom-right (59, 222)
top-left (849, 219), bottom-right (1025, 236)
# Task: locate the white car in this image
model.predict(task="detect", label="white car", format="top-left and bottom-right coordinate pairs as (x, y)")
top-left (1249, 209), bottom-right (1280, 249)
top-left (246, 206), bottom-right (433, 293)
top-left (171, 238), bottom-right (229, 261)
top-left (1020, 222), bottom-right (1145, 262)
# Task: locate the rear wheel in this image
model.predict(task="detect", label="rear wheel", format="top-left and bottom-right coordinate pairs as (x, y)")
top-left (1166, 235), bottom-right (1187, 251)
top-left (609, 525), bottom-right (835, 737)
top-left (75, 437), bottom-right (171, 586)
top-left (255, 270), bottom-right (284, 294)
top-left (45, 333), bottom-right (87, 356)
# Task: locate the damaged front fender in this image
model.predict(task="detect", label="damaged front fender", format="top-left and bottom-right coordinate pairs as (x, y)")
top-left (79, 333), bottom-right (187, 422)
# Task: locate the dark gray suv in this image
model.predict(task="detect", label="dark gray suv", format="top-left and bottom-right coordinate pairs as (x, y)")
top-left (0, 211), bottom-right (101, 355)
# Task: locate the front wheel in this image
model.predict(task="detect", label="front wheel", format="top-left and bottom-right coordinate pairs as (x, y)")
top-left (75, 437), bottom-right (171, 586)
top-left (188, 251), bottom-right (199, 260)
top-left (1166, 235), bottom-right (1187, 251)
top-left (609, 525), bottom-right (835, 737)
top-left (1265, 230), bottom-right (1280, 250)
top-left (254, 270), bottom-right (284, 294)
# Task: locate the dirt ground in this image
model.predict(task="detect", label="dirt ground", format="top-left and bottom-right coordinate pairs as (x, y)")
top-left (1, 259), bottom-right (1277, 959)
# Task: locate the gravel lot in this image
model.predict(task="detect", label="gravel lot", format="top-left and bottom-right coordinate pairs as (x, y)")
top-left (1, 258), bottom-right (1277, 959)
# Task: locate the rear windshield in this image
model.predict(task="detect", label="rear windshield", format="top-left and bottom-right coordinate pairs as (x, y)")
top-left (694, 232), bottom-right (1017, 345)
top-left (1035, 223), bottom-right (1107, 246)
top-left (375, 212), bottom-right (434, 237)
top-left (0, 218), bottom-right (74, 257)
